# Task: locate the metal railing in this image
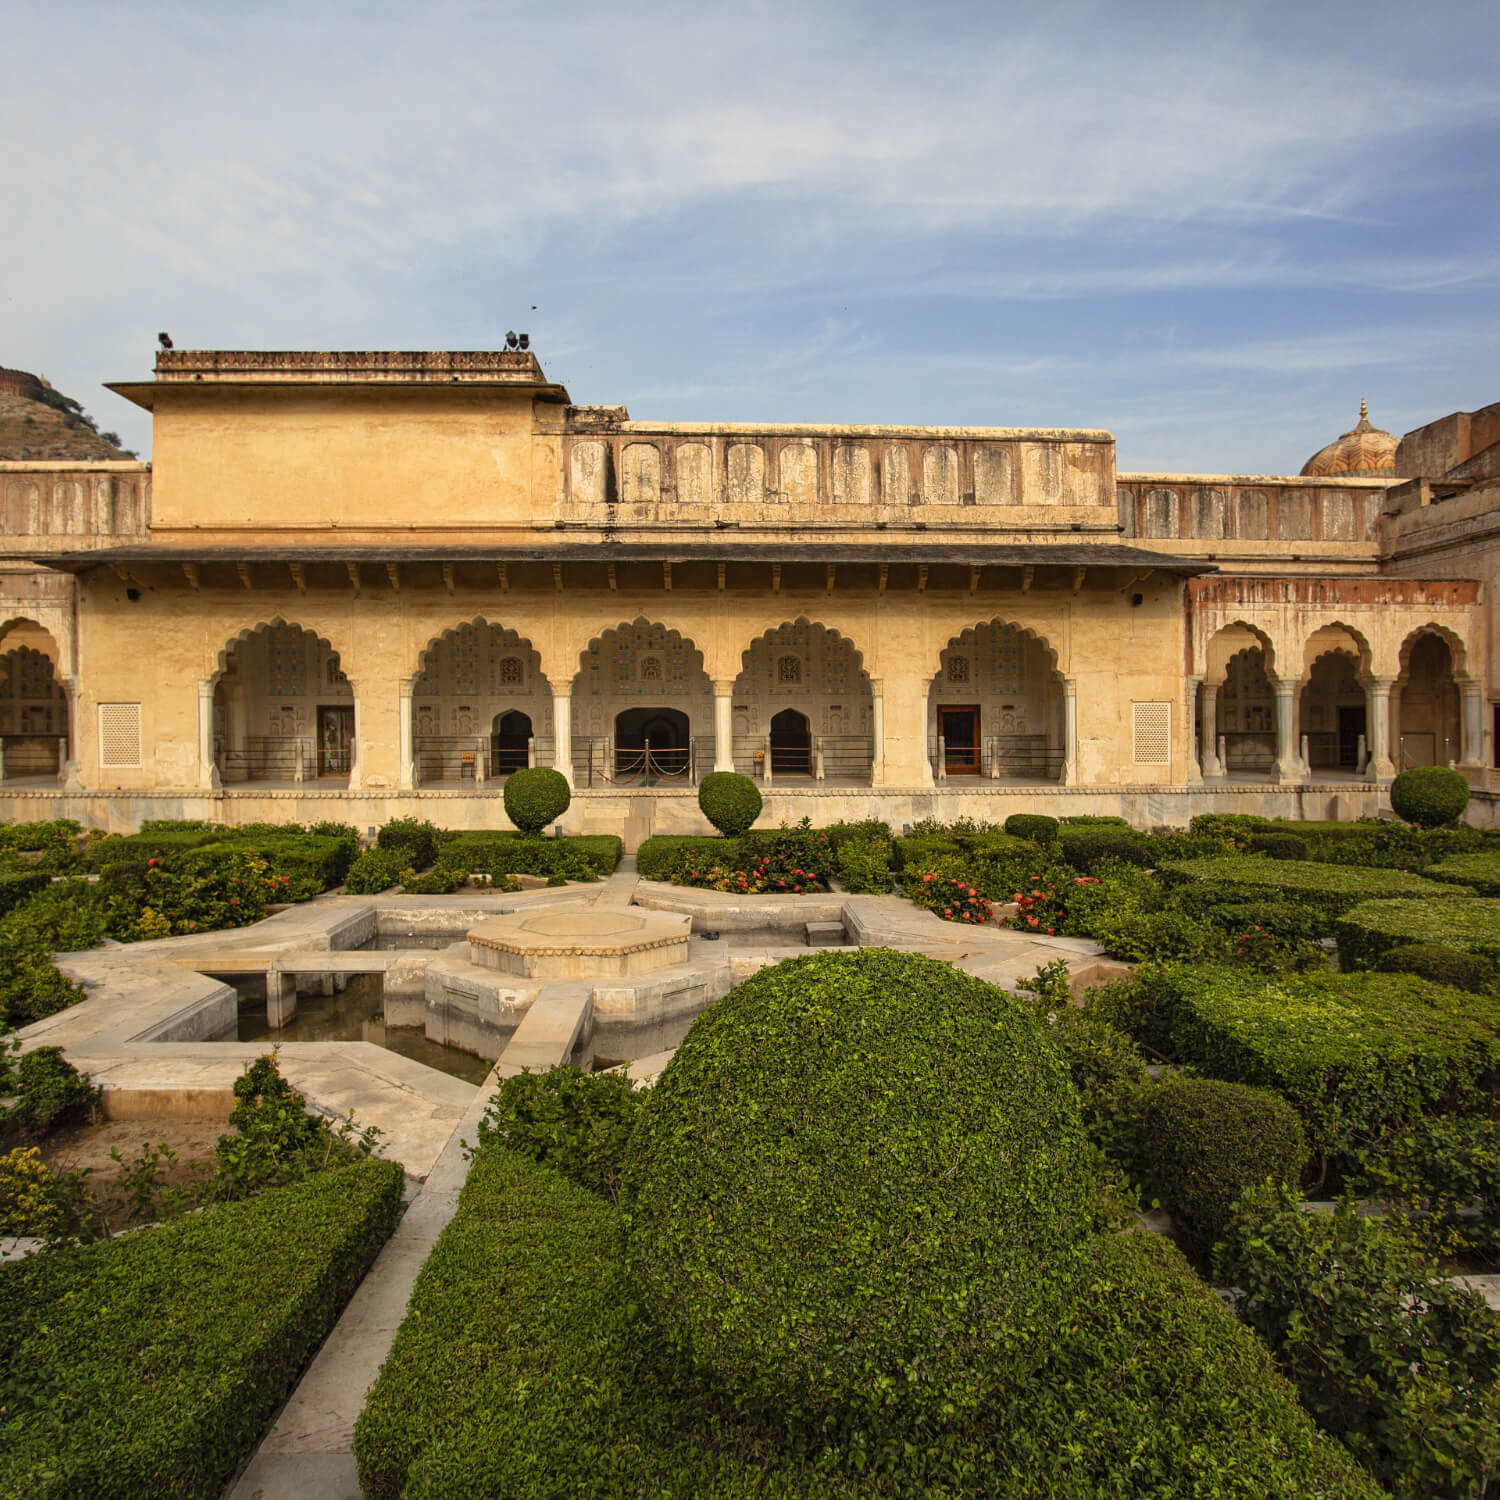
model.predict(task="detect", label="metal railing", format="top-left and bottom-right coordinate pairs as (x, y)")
top-left (575, 736), bottom-right (697, 786)
top-left (928, 734), bottom-right (1062, 781)
top-left (219, 736), bottom-right (317, 783)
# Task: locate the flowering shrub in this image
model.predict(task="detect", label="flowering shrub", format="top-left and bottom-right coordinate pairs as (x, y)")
top-left (903, 866), bottom-right (993, 924)
top-left (669, 820), bottom-right (833, 894)
top-left (130, 848), bottom-right (278, 936)
top-left (1004, 873), bottom-right (1080, 934)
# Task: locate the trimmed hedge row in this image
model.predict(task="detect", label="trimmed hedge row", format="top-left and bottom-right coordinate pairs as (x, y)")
top-left (1160, 855), bottom-right (1463, 915)
top-left (636, 835), bottom-right (728, 881)
top-left (1428, 851), bottom-right (1500, 897)
top-left (1093, 965), bottom-right (1500, 1159)
top-left (1336, 896), bottom-right (1500, 970)
top-left (355, 1147), bottom-right (1379, 1499)
top-left (0, 1158), bottom-right (403, 1499)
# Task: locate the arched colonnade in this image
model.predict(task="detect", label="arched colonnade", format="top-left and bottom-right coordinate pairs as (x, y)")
top-left (194, 615), bottom-right (1081, 791)
top-left (1194, 618), bottom-right (1484, 781)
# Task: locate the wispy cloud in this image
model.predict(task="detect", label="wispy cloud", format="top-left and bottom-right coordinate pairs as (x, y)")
top-left (3, 0), bottom-right (1496, 469)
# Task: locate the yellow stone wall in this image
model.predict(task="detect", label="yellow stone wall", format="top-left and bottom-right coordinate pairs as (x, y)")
top-left (147, 388), bottom-right (556, 531)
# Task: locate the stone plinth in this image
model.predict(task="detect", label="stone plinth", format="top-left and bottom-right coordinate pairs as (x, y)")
top-left (467, 908), bottom-right (691, 979)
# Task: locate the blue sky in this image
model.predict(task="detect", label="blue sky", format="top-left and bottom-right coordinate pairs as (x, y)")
top-left (5, 0), bottom-right (1498, 471)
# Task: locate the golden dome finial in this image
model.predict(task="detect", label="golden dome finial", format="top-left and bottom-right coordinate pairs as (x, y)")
top-left (1360, 397), bottom-right (1368, 420)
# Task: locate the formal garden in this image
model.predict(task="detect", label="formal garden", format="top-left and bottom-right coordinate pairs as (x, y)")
top-left (3, 763), bottom-right (1500, 1495)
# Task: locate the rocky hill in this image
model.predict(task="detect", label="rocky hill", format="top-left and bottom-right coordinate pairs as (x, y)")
top-left (0, 367), bottom-right (137, 461)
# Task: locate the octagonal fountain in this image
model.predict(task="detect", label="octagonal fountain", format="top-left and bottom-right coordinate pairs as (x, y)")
top-left (422, 902), bottom-right (733, 1070)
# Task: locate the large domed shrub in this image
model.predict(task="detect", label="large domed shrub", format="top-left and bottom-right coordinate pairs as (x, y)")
top-left (502, 766), bottom-right (571, 834)
top-left (696, 770), bottom-right (762, 838)
top-left (1390, 765), bottom-right (1469, 828)
top-left (623, 949), bottom-right (1096, 1455)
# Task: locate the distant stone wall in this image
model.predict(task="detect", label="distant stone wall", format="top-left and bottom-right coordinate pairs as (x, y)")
top-left (1117, 475), bottom-right (1388, 547)
top-left (0, 462), bottom-right (151, 552)
top-left (0, 368), bottom-right (44, 401)
top-left (560, 423), bottom-right (1118, 527)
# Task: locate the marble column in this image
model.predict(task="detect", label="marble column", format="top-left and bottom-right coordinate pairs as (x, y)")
top-left (553, 690), bottom-right (574, 787)
top-left (1365, 676), bottom-right (1396, 780)
top-left (398, 679), bottom-right (415, 789)
top-left (1273, 681), bottom-right (1302, 783)
top-left (198, 679), bottom-right (220, 790)
top-left (712, 680), bottom-right (735, 774)
top-left (347, 699), bottom-right (363, 792)
top-left (1461, 683), bottom-right (1485, 767)
top-left (1061, 678), bottom-right (1078, 786)
top-left (1200, 682), bottom-right (1223, 777)
top-left (1185, 675), bottom-right (1203, 785)
top-left (870, 679), bottom-right (885, 786)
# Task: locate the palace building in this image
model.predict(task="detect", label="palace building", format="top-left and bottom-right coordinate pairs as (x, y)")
top-left (0, 347), bottom-right (1495, 841)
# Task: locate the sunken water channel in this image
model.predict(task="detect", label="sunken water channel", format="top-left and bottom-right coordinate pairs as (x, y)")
top-left (209, 900), bottom-right (831, 1086)
top-left (230, 969), bottom-right (492, 1085)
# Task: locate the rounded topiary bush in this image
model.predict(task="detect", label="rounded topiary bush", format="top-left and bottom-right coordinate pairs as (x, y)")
top-left (1390, 765), bottom-right (1470, 829)
top-left (1138, 1076), bottom-right (1308, 1259)
top-left (1375, 942), bottom-right (1498, 995)
top-left (1058, 825), bottom-right (1153, 872)
top-left (696, 770), bottom-right (762, 838)
top-left (1004, 812), bottom-right (1060, 846)
top-left (624, 949), bottom-right (1096, 1452)
top-left (502, 766), bottom-right (571, 834)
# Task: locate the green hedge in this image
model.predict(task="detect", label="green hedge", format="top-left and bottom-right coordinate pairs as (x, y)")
top-left (355, 1147), bottom-right (1378, 1499)
top-left (1428, 851), bottom-right (1500, 897)
top-left (344, 848), bottom-right (405, 894)
top-left (624, 950), bottom-right (1096, 1449)
top-left (636, 835), bottom-right (732, 882)
top-left (1336, 897), bottom-right (1500, 970)
top-left (1093, 964), bottom-right (1500, 1161)
top-left (1375, 943), bottom-right (1499, 995)
top-left (435, 832), bottom-right (621, 881)
top-left (0, 869), bottom-right (51, 919)
top-left (1135, 1075), bottom-right (1308, 1259)
top-left (1160, 855), bottom-right (1463, 915)
top-left (0, 1159), bottom-right (403, 1499)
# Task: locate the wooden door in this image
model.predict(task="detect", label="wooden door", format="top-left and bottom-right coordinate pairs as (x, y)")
top-left (939, 705), bottom-right (980, 775)
top-left (317, 705), bottom-right (353, 776)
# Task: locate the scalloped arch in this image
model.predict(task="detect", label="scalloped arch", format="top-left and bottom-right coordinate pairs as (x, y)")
top-left (1205, 619), bottom-right (1277, 681)
top-left (213, 619), bottom-right (355, 685)
top-left (1299, 620), bottom-right (1372, 680)
top-left (736, 617), bottom-right (872, 683)
top-left (0, 618), bottom-right (61, 660)
top-left (932, 618), bottom-right (1061, 683)
top-left (1398, 623), bottom-right (1470, 680)
top-left (575, 617), bottom-right (709, 681)
top-left (413, 617), bottom-right (550, 689)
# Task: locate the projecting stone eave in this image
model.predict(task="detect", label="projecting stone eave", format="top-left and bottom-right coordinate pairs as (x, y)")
top-left (1118, 472), bottom-right (1392, 489)
top-left (33, 539), bottom-right (1213, 575)
top-left (618, 421), bottom-right (1115, 444)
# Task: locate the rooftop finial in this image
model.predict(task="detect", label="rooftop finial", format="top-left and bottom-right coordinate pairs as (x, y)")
top-left (1360, 397), bottom-right (1368, 421)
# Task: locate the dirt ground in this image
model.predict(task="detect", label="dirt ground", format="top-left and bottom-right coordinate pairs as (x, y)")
top-left (39, 1114), bottom-right (229, 1205)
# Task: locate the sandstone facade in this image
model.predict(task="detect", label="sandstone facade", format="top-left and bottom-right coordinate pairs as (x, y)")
top-left (0, 350), bottom-right (1494, 840)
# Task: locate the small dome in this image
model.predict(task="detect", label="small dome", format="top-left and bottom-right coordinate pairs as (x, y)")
top-left (1300, 401), bottom-right (1398, 477)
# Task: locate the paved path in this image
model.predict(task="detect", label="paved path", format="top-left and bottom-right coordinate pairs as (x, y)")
top-left (228, 1064), bottom-right (502, 1500)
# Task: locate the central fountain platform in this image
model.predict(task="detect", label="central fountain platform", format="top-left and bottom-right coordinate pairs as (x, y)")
top-left (466, 907), bottom-right (692, 979)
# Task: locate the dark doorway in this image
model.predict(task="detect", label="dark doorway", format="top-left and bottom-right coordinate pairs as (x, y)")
top-left (316, 705), bottom-right (354, 777)
top-left (770, 708), bottom-right (812, 776)
top-left (491, 710), bottom-right (532, 776)
top-left (1336, 706), bottom-right (1366, 770)
top-left (614, 706), bottom-right (691, 781)
top-left (939, 704), bottom-right (980, 774)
